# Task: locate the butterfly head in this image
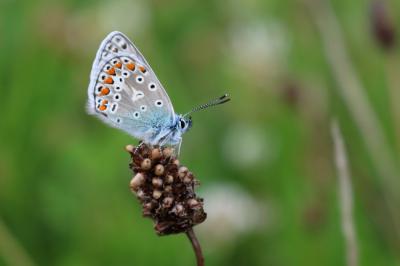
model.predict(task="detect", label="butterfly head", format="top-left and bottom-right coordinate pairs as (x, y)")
top-left (177, 115), bottom-right (193, 134)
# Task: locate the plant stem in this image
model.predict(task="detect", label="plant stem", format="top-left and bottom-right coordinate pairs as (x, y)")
top-left (331, 120), bottom-right (359, 266)
top-left (186, 228), bottom-right (204, 266)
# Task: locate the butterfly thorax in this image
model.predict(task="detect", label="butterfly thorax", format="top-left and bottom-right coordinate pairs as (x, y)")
top-left (147, 114), bottom-right (192, 146)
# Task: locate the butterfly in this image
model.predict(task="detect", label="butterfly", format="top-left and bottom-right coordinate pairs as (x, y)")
top-left (87, 31), bottom-right (230, 153)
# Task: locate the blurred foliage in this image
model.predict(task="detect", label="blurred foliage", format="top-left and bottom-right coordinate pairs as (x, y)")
top-left (1, 0), bottom-right (400, 265)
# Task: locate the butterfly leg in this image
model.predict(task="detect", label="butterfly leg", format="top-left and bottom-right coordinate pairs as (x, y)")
top-left (134, 141), bottom-right (145, 155)
top-left (175, 138), bottom-right (182, 157)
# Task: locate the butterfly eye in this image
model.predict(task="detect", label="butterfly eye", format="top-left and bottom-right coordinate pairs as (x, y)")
top-left (136, 76), bottom-right (144, 83)
top-left (180, 120), bottom-right (186, 129)
top-left (155, 100), bottom-right (163, 107)
top-left (148, 83), bottom-right (157, 91)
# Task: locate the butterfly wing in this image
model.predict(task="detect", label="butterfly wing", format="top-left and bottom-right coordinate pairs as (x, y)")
top-left (87, 31), bottom-right (176, 143)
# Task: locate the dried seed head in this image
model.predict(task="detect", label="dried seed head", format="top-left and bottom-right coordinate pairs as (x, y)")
top-left (141, 158), bottom-right (152, 170)
top-left (178, 166), bottom-right (188, 179)
top-left (151, 148), bottom-right (162, 160)
top-left (154, 164), bottom-right (164, 176)
top-left (130, 173), bottom-right (145, 191)
top-left (127, 143), bottom-right (206, 235)
top-left (165, 175), bottom-right (174, 184)
top-left (153, 190), bottom-right (162, 199)
top-left (152, 177), bottom-right (163, 188)
top-left (162, 147), bottom-right (174, 158)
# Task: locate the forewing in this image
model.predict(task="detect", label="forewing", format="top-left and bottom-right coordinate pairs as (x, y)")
top-left (87, 32), bottom-right (175, 140)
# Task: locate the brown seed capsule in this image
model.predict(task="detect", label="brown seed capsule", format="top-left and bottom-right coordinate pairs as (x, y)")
top-left (141, 158), bottom-right (152, 170)
top-left (178, 166), bottom-right (188, 179)
top-left (187, 198), bottom-right (200, 208)
top-left (183, 172), bottom-right (194, 184)
top-left (152, 177), bottom-right (163, 188)
top-left (154, 164), bottom-right (165, 176)
top-left (163, 197), bottom-right (174, 208)
top-left (165, 175), bottom-right (174, 184)
top-left (173, 204), bottom-right (184, 215)
top-left (162, 147), bottom-right (174, 158)
top-left (143, 202), bottom-right (153, 217)
top-left (125, 144), bottom-right (135, 153)
top-left (164, 185), bottom-right (172, 193)
top-left (183, 176), bottom-right (192, 184)
top-left (136, 189), bottom-right (145, 200)
top-left (153, 190), bottom-right (162, 199)
top-left (130, 173), bottom-right (145, 191)
top-left (151, 148), bottom-right (162, 160)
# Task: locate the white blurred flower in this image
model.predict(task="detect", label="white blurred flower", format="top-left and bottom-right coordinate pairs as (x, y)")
top-left (222, 123), bottom-right (279, 169)
top-left (228, 19), bottom-right (290, 81)
top-left (198, 183), bottom-right (271, 245)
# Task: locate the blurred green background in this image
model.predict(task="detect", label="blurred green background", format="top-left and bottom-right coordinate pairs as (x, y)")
top-left (1, 0), bottom-right (400, 265)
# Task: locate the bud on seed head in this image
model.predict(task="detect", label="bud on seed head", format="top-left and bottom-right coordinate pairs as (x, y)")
top-left (187, 198), bottom-right (200, 208)
top-left (153, 190), bottom-right (162, 199)
top-left (154, 164), bottom-right (164, 176)
top-left (141, 158), bottom-right (152, 170)
top-left (151, 148), bottom-right (162, 160)
top-left (130, 173), bottom-right (145, 191)
top-left (165, 175), bottom-right (174, 184)
top-left (164, 185), bottom-right (172, 193)
top-left (178, 166), bottom-right (188, 179)
top-left (162, 147), bottom-right (174, 158)
top-left (152, 177), bottom-right (163, 188)
top-left (163, 197), bottom-right (174, 208)
top-left (125, 144), bottom-right (135, 153)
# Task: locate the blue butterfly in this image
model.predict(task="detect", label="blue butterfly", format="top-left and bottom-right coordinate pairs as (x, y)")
top-left (87, 31), bottom-right (230, 152)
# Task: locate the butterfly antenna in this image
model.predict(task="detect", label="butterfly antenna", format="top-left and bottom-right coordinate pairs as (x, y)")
top-left (184, 94), bottom-right (231, 117)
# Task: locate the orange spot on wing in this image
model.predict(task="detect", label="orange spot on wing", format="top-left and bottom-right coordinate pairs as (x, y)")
top-left (104, 77), bottom-right (114, 84)
top-left (100, 87), bottom-right (110, 95)
top-left (115, 62), bottom-right (122, 68)
top-left (139, 66), bottom-right (146, 73)
top-left (107, 67), bottom-right (116, 75)
top-left (126, 63), bottom-right (135, 71)
top-left (99, 105), bottom-right (107, 111)
top-left (101, 100), bottom-right (108, 105)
